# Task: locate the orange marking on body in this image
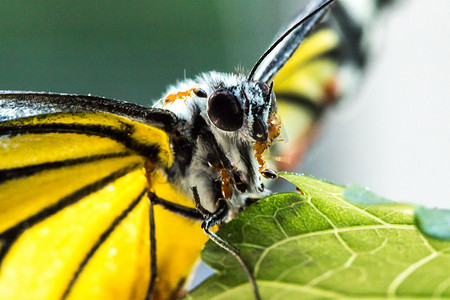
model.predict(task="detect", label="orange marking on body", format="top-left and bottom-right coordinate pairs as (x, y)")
top-left (209, 160), bottom-right (233, 200)
top-left (162, 88), bottom-right (202, 108)
top-left (268, 113), bottom-right (281, 140)
top-left (219, 168), bottom-right (233, 200)
top-left (253, 113), bottom-right (282, 173)
top-left (253, 140), bottom-right (269, 173)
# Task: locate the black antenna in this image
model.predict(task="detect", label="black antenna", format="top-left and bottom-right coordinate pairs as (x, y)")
top-left (248, 0), bottom-right (335, 81)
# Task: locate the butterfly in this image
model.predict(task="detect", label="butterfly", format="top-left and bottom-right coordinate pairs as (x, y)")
top-left (0, 0), bottom-right (393, 299)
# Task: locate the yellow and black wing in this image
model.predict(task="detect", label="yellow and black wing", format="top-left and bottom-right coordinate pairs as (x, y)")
top-left (272, 25), bottom-right (340, 170)
top-left (272, 0), bottom-right (395, 170)
top-left (0, 92), bottom-right (206, 300)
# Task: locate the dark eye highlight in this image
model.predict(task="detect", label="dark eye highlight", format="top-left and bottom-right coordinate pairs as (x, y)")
top-left (207, 88), bottom-right (244, 131)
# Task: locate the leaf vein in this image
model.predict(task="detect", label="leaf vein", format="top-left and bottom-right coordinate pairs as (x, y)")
top-left (433, 277), bottom-right (450, 298)
top-left (387, 251), bottom-right (439, 297)
top-left (254, 225), bottom-right (414, 276)
top-left (306, 253), bottom-right (357, 287)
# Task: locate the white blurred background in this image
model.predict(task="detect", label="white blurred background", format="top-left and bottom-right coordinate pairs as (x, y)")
top-left (300, 0), bottom-right (450, 208)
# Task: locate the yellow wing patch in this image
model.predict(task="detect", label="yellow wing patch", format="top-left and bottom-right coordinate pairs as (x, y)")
top-left (273, 28), bottom-right (341, 170)
top-left (67, 193), bottom-right (151, 300)
top-left (0, 169), bottom-right (148, 299)
top-left (0, 133), bottom-right (131, 169)
top-left (274, 29), bottom-right (339, 85)
top-left (0, 111), bottom-right (173, 168)
top-left (274, 28), bottom-right (339, 101)
top-left (0, 153), bottom-right (143, 232)
top-left (151, 171), bottom-right (207, 300)
top-left (0, 109), bottom-right (202, 300)
top-left (275, 59), bottom-right (339, 101)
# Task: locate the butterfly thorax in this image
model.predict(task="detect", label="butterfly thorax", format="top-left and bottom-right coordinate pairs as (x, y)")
top-left (154, 71), bottom-right (279, 214)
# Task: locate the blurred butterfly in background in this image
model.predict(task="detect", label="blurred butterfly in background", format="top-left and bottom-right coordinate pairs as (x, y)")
top-left (0, 0), bottom-right (396, 299)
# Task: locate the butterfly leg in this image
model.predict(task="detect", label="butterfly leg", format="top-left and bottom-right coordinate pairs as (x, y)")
top-left (191, 188), bottom-right (262, 300)
top-left (150, 192), bottom-right (204, 220)
top-left (190, 186), bottom-right (212, 218)
top-left (145, 192), bottom-right (204, 299)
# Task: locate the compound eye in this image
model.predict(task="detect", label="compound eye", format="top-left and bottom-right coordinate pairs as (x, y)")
top-left (207, 88), bottom-right (244, 131)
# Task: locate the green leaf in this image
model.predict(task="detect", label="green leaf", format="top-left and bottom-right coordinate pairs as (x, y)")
top-left (186, 173), bottom-right (450, 300)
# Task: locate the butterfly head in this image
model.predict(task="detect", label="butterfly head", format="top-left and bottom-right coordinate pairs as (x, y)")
top-left (159, 0), bottom-right (336, 213)
top-left (205, 77), bottom-right (276, 142)
top-left (160, 71), bottom-right (280, 212)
